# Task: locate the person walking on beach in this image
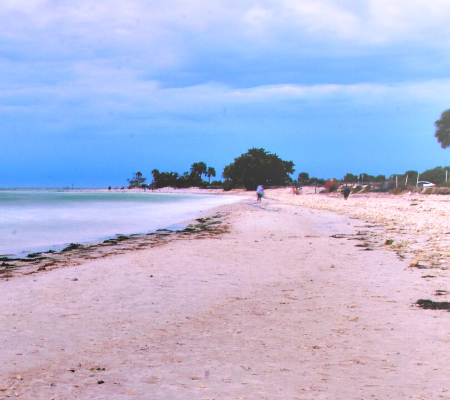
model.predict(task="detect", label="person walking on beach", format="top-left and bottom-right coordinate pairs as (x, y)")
top-left (342, 186), bottom-right (351, 200)
top-left (256, 185), bottom-right (264, 202)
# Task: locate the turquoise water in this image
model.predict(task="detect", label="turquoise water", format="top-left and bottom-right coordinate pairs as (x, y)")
top-left (0, 190), bottom-right (240, 256)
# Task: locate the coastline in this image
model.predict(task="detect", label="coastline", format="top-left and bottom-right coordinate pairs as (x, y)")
top-left (0, 200), bottom-right (243, 279)
top-left (0, 190), bottom-right (245, 259)
top-left (1, 191), bottom-right (450, 398)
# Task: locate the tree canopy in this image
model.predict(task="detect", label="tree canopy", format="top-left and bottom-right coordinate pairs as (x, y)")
top-left (419, 166), bottom-right (450, 185)
top-left (151, 161), bottom-right (214, 188)
top-left (127, 171), bottom-right (146, 188)
top-left (298, 172), bottom-right (309, 182)
top-left (206, 167), bottom-right (216, 183)
top-left (343, 173), bottom-right (358, 183)
top-left (222, 148), bottom-right (295, 190)
top-left (435, 109), bottom-right (450, 148)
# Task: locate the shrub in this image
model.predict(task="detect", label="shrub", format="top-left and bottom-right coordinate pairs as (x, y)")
top-left (391, 187), bottom-right (404, 195)
top-left (329, 182), bottom-right (340, 193)
top-left (351, 185), bottom-right (362, 194)
top-left (222, 180), bottom-right (234, 191)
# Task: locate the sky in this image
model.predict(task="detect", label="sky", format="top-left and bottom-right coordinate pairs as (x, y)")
top-left (2, 0), bottom-right (450, 187)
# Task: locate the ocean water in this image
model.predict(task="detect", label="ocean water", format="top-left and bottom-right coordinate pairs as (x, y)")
top-left (0, 190), bottom-right (241, 257)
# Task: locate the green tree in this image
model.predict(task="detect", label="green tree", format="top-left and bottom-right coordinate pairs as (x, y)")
top-left (403, 170), bottom-right (418, 185)
top-left (127, 171), bottom-right (146, 188)
top-left (190, 162), bottom-right (207, 179)
top-left (360, 173), bottom-right (376, 183)
top-left (223, 148), bottom-right (295, 190)
top-left (206, 167), bottom-right (216, 183)
top-left (420, 166), bottom-right (450, 185)
top-left (188, 162), bottom-right (207, 186)
top-left (151, 169), bottom-right (179, 188)
top-left (343, 173), bottom-right (358, 183)
top-left (298, 172), bottom-right (309, 183)
top-left (435, 109), bottom-right (450, 148)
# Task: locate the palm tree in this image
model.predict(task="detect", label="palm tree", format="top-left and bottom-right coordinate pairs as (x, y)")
top-left (206, 167), bottom-right (216, 183)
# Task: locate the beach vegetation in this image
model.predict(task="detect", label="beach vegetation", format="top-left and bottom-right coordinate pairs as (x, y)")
top-left (298, 172), bottom-right (309, 182)
top-left (61, 243), bottom-right (83, 252)
top-left (222, 148), bottom-right (295, 190)
top-left (151, 162), bottom-right (217, 188)
top-left (190, 162), bottom-right (207, 183)
top-left (151, 169), bottom-right (180, 188)
top-left (419, 166), bottom-right (450, 185)
top-left (206, 167), bottom-right (216, 183)
top-left (127, 171), bottom-right (147, 188)
top-left (307, 177), bottom-right (325, 186)
top-left (375, 175), bottom-right (387, 182)
top-left (390, 186), bottom-right (405, 195)
top-left (222, 179), bottom-right (234, 191)
top-left (360, 173), bottom-right (376, 183)
top-left (435, 109), bottom-right (450, 148)
top-left (416, 299), bottom-right (450, 311)
top-left (343, 173), bottom-right (358, 183)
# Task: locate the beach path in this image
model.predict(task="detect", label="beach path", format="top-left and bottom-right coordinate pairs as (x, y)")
top-left (1, 201), bottom-right (450, 399)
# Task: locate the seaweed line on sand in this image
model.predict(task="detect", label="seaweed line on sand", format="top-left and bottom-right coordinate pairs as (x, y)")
top-left (0, 213), bottom-right (230, 280)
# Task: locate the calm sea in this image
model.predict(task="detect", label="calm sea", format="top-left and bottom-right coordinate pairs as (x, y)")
top-left (0, 190), bottom-right (240, 257)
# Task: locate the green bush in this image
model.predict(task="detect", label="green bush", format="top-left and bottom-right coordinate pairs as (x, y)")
top-left (222, 180), bottom-right (234, 191)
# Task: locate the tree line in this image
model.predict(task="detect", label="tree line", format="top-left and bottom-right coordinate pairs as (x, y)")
top-left (127, 162), bottom-right (217, 189)
top-left (296, 166), bottom-right (450, 187)
top-left (125, 150), bottom-right (450, 192)
top-left (125, 148), bottom-right (294, 191)
top-left (123, 109), bottom-right (450, 191)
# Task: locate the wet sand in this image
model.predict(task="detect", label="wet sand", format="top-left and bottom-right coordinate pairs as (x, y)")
top-left (1, 195), bottom-right (450, 399)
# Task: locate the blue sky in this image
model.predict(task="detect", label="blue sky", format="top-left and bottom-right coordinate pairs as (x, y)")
top-left (2, 0), bottom-right (450, 187)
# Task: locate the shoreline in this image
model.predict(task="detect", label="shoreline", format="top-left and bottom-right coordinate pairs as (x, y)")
top-left (0, 190), bottom-right (246, 261)
top-left (0, 201), bottom-right (242, 280)
top-left (1, 196), bottom-right (450, 398)
top-left (3, 187), bottom-right (449, 278)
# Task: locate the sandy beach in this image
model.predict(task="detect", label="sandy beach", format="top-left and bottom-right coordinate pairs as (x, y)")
top-left (2, 190), bottom-right (450, 399)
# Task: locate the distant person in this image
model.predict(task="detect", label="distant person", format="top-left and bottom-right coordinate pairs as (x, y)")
top-left (292, 186), bottom-right (296, 195)
top-left (343, 186), bottom-right (351, 200)
top-left (256, 185), bottom-right (264, 202)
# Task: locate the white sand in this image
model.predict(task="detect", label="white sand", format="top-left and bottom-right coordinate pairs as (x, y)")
top-left (1, 195), bottom-right (450, 399)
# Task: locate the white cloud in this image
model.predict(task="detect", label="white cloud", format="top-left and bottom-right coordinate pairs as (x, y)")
top-left (2, 54), bottom-right (449, 121)
top-left (1, 0), bottom-right (450, 65)
top-left (0, 0), bottom-right (449, 126)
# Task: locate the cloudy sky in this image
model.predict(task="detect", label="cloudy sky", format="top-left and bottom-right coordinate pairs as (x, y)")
top-left (2, 0), bottom-right (450, 187)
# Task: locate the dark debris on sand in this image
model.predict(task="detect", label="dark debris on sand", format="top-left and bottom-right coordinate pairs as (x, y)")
top-left (0, 213), bottom-right (229, 280)
top-left (416, 299), bottom-right (450, 311)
